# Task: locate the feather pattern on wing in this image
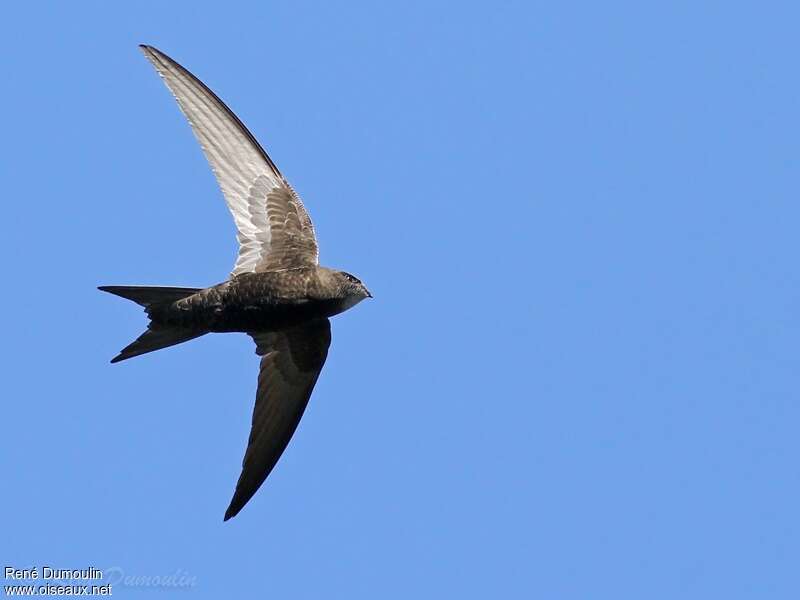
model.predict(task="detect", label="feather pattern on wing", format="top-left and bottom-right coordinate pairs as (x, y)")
top-left (224, 318), bottom-right (331, 520)
top-left (140, 45), bottom-right (319, 275)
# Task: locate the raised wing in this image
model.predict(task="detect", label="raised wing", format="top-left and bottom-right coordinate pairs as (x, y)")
top-left (224, 319), bottom-right (331, 520)
top-left (140, 45), bottom-right (319, 275)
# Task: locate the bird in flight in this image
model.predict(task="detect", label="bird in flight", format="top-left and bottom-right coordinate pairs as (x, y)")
top-left (100, 45), bottom-right (371, 521)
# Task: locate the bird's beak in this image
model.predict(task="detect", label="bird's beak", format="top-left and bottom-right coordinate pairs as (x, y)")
top-left (366, 289), bottom-right (373, 299)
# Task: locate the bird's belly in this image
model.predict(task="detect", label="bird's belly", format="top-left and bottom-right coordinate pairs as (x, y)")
top-left (174, 297), bottom-right (348, 332)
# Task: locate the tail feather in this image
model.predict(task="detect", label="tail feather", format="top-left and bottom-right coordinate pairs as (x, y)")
top-left (98, 285), bottom-right (200, 307)
top-left (99, 284), bottom-right (206, 363)
top-left (110, 325), bottom-right (205, 363)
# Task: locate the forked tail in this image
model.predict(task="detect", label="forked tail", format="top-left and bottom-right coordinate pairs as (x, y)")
top-left (98, 285), bottom-right (205, 363)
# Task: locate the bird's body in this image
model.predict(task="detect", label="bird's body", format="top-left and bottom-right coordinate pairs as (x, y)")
top-left (100, 45), bottom-right (370, 520)
top-left (153, 268), bottom-right (361, 333)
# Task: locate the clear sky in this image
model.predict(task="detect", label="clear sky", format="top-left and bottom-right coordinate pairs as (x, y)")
top-left (2, 1), bottom-right (799, 598)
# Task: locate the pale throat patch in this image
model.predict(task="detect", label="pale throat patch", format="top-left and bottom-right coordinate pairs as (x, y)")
top-left (339, 295), bottom-right (364, 311)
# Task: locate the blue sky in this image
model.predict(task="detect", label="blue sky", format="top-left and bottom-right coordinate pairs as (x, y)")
top-left (2, 1), bottom-right (799, 597)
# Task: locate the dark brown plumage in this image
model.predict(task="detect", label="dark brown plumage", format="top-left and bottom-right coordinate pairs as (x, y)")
top-left (99, 45), bottom-right (370, 520)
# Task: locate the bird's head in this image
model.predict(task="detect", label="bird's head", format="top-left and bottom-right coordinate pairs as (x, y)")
top-left (335, 271), bottom-right (372, 304)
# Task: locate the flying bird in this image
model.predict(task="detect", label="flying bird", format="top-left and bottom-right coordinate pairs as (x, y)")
top-left (100, 45), bottom-right (371, 521)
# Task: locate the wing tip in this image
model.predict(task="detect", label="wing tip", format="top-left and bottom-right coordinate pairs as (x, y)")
top-left (223, 503), bottom-right (240, 522)
top-left (224, 486), bottom-right (252, 521)
top-left (139, 44), bottom-right (166, 66)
